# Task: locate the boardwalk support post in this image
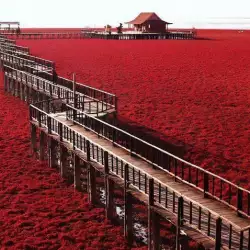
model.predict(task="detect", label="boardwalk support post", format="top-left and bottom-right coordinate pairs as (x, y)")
top-left (148, 178), bottom-right (160, 250)
top-left (176, 196), bottom-right (184, 250)
top-left (215, 217), bottom-right (222, 250)
top-left (152, 212), bottom-right (160, 250)
top-left (31, 124), bottom-right (36, 153)
top-left (39, 131), bottom-right (45, 161)
top-left (74, 153), bottom-right (81, 191)
top-left (239, 231), bottom-right (244, 250)
top-left (60, 144), bottom-right (68, 178)
top-left (48, 137), bottom-right (57, 168)
top-left (87, 140), bottom-right (96, 205)
top-left (4, 73), bottom-right (7, 92)
top-left (124, 164), bottom-right (133, 246)
top-left (104, 151), bottom-right (115, 220)
top-left (21, 83), bottom-right (25, 101)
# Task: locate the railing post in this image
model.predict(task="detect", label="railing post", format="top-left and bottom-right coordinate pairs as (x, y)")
top-left (215, 217), bottom-right (222, 250)
top-left (237, 188), bottom-right (243, 217)
top-left (66, 91), bottom-right (69, 104)
top-left (38, 112), bottom-right (41, 127)
top-left (112, 128), bottom-right (116, 146)
top-left (49, 83), bottom-right (52, 97)
top-left (59, 123), bottom-right (63, 141)
top-left (47, 116), bottom-right (51, 134)
top-left (72, 130), bottom-right (75, 149)
top-left (30, 123), bottom-right (36, 154)
top-left (204, 172), bottom-right (209, 198)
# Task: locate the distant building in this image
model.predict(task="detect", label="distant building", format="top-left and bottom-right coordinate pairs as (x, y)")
top-left (125, 12), bottom-right (172, 33)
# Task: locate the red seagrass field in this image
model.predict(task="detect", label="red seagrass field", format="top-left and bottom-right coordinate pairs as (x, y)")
top-left (18, 29), bottom-right (250, 188)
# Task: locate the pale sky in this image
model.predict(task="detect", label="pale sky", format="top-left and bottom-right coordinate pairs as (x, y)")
top-left (1, 0), bottom-right (250, 28)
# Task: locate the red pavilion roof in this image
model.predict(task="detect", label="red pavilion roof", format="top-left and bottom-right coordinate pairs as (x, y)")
top-left (126, 12), bottom-right (172, 25)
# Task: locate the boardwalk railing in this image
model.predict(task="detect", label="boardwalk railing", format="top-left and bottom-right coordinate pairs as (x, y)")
top-left (65, 104), bottom-right (250, 218)
top-left (29, 99), bottom-right (250, 249)
top-left (16, 65), bottom-right (117, 111)
top-left (0, 38), bottom-right (16, 44)
top-left (3, 65), bottom-right (117, 115)
top-left (0, 43), bottom-right (30, 54)
top-left (5, 32), bottom-right (84, 39)
top-left (0, 51), bottom-right (54, 72)
top-left (58, 75), bottom-right (117, 110)
top-left (0, 50), bottom-right (54, 70)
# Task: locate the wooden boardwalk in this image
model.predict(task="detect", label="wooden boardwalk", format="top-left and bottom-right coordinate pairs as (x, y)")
top-left (35, 110), bottom-right (250, 249)
top-left (1, 31), bottom-right (196, 40)
top-left (4, 32), bottom-right (84, 39)
top-left (1, 34), bottom-right (250, 249)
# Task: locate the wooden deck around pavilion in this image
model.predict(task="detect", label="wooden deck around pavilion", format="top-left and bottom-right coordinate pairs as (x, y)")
top-left (82, 31), bottom-right (196, 40)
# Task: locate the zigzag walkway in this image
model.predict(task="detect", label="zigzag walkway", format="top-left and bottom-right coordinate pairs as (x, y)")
top-left (1, 35), bottom-right (250, 249)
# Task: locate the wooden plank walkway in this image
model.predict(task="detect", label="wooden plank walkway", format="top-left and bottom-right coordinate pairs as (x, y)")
top-left (45, 111), bottom-right (250, 249)
top-left (2, 34), bottom-right (250, 249)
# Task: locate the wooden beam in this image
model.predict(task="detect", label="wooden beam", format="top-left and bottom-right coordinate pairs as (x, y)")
top-left (39, 131), bottom-right (45, 161)
top-left (148, 178), bottom-right (154, 250)
top-left (124, 164), bottom-right (133, 246)
top-left (176, 196), bottom-right (184, 250)
top-left (152, 212), bottom-right (161, 250)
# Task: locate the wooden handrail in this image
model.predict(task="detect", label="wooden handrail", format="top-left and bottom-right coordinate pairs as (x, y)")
top-left (64, 104), bottom-right (250, 219)
top-left (66, 104), bottom-right (250, 193)
top-left (3, 65), bottom-right (116, 110)
top-left (59, 75), bottom-right (116, 97)
top-left (3, 65), bottom-right (116, 114)
top-left (0, 48), bottom-right (29, 56)
top-left (0, 50), bottom-right (53, 67)
top-left (0, 43), bottom-right (29, 50)
top-left (0, 51), bottom-right (53, 70)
